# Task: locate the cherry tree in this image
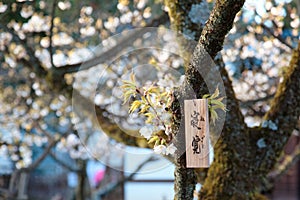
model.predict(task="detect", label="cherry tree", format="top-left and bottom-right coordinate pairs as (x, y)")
top-left (0, 0), bottom-right (300, 199)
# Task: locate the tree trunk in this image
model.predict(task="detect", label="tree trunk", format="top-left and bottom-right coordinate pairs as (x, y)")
top-left (76, 160), bottom-right (90, 200)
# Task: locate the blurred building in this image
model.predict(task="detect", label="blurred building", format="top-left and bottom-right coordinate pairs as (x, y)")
top-left (267, 134), bottom-right (300, 200)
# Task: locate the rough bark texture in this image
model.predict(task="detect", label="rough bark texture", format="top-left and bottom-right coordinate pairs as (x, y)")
top-left (166, 0), bottom-right (247, 199)
top-left (199, 43), bottom-right (300, 200)
top-left (254, 43), bottom-right (300, 180)
top-left (164, 4), bottom-right (300, 198)
top-left (165, 1), bottom-right (208, 199)
top-left (199, 0), bottom-right (245, 58)
top-left (70, 0), bottom-right (299, 199)
top-left (174, 165), bottom-right (196, 200)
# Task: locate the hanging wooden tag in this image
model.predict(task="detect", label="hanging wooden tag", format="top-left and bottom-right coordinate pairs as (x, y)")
top-left (184, 99), bottom-right (209, 168)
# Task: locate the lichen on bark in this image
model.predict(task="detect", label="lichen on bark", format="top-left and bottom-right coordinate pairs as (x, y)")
top-left (199, 42), bottom-right (300, 200)
top-left (164, 1), bottom-right (211, 199)
top-left (200, 0), bottom-right (245, 58)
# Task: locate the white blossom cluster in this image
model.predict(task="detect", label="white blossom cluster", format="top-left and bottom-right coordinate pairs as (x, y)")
top-left (120, 71), bottom-right (181, 156)
top-left (222, 0), bottom-right (296, 127)
top-left (56, 133), bottom-right (88, 159)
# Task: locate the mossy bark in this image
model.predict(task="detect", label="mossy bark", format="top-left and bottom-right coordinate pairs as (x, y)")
top-left (252, 43), bottom-right (300, 183)
top-left (171, 89), bottom-right (197, 200)
top-left (165, 0), bottom-right (265, 199)
top-left (165, 1), bottom-right (208, 199)
top-left (199, 0), bottom-right (245, 58)
top-left (199, 42), bottom-right (300, 200)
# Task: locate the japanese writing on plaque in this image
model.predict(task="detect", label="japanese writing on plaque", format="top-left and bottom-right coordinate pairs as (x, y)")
top-left (190, 110), bottom-right (206, 154)
top-left (190, 111), bottom-right (205, 130)
top-left (184, 99), bottom-right (209, 168)
top-left (192, 135), bottom-right (205, 154)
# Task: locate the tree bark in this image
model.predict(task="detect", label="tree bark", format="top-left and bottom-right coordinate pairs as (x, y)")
top-left (165, 0), bottom-right (255, 199)
top-left (199, 0), bottom-right (245, 58)
top-left (75, 160), bottom-right (91, 200)
top-left (164, 1), bottom-right (208, 199)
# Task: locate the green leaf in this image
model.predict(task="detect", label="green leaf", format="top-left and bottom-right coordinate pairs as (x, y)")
top-left (145, 112), bottom-right (155, 124)
top-left (210, 87), bottom-right (220, 99)
top-left (139, 105), bottom-right (150, 113)
top-left (202, 94), bottom-right (210, 99)
top-left (216, 96), bottom-right (225, 102)
top-left (146, 85), bottom-right (160, 94)
top-left (130, 72), bottom-right (136, 83)
top-left (212, 104), bottom-right (226, 111)
top-left (141, 96), bottom-right (147, 103)
top-left (210, 109), bottom-right (218, 125)
top-left (155, 139), bottom-right (160, 146)
top-left (146, 94), bottom-right (153, 106)
top-left (148, 136), bottom-right (159, 144)
top-left (121, 80), bottom-right (134, 86)
top-left (122, 90), bottom-right (133, 104)
top-left (129, 100), bottom-right (141, 113)
top-left (210, 99), bottom-right (226, 110)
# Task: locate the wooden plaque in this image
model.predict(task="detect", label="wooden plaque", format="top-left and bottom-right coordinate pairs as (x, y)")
top-left (184, 99), bottom-right (209, 168)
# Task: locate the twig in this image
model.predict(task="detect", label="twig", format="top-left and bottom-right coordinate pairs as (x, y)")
top-left (21, 132), bottom-right (69, 172)
top-left (49, 0), bottom-right (58, 67)
top-left (254, 10), bottom-right (293, 50)
top-left (240, 94), bottom-right (275, 108)
top-left (54, 13), bottom-right (169, 75)
top-left (0, 24), bottom-right (47, 76)
top-left (135, 87), bottom-right (166, 129)
top-left (260, 23), bottom-right (293, 50)
top-left (96, 155), bottom-right (159, 198)
top-left (49, 151), bottom-right (79, 172)
top-left (35, 121), bottom-right (55, 141)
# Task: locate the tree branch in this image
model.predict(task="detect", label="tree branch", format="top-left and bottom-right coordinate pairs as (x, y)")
top-left (8, 22), bottom-right (148, 150)
top-left (165, 0), bottom-right (247, 199)
top-left (7, 24), bottom-right (142, 150)
top-left (72, 89), bottom-right (150, 148)
top-left (21, 132), bottom-right (69, 172)
top-left (49, 151), bottom-right (80, 172)
top-left (1, 11), bottom-right (168, 152)
top-left (258, 142), bottom-right (300, 193)
top-left (49, 0), bottom-right (58, 67)
top-left (255, 42), bottom-right (300, 174)
top-left (199, 0), bottom-right (245, 58)
top-left (96, 156), bottom-right (158, 198)
top-left (54, 29), bottom-right (147, 74)
top-left (163, 1), bottom-right (209, 199)
top-left (240, 94), bottom-right (275, 108)
top-left (164, 0), bottom-right (206, 40)
top-left (54, 13), bottom-right (169, 75)
top-left (260, 23), bottom-right (293, 50)
top-left (0, 24), bottom-right (47, 76)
